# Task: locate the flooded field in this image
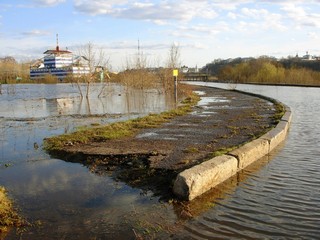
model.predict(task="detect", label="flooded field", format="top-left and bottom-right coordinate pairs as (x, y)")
top-left (1, 82), bottom-right (320, 239)
top-left (0, 83), bottom-right (179, 239)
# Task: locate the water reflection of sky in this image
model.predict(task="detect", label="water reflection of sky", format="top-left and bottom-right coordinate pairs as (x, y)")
top-left (1, 158), bottom-right (167, 238)
top-left (0, 83), bottom-right (173, 119)
top-left (0, 83), bottom-right (178, 239)
top-left (2, 159), bottom-right (142, 206)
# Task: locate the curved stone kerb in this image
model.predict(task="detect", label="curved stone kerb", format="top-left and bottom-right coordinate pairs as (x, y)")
top-left (173, 104), bottom-right (292, 201)
top-left (173, 155), bottom-right (238, 201)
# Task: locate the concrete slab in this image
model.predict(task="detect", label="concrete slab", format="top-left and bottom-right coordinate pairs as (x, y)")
top-left (228, 138), bottom-right (269, 170)
top-left (281, 108), bottom-right (292, 123)
top-left (173, 155), bottom-right (238, 201)
top-left (261, 120), bottom-right (289, 152)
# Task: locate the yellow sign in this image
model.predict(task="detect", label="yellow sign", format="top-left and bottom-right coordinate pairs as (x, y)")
top-left (173, 69), bottom-right (179, 77)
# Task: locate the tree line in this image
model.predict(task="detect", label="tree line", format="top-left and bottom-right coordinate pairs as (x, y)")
top-left (0, 57), bottom-right (30, 84)
top-left (202, 57), bottom-right (320, 86)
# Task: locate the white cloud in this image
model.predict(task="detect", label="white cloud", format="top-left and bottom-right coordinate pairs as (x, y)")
top-left (0, 3), bottom-right (12, 10)
top-left (227, 12), bottom-right (237, 20)
top-left (168, 20), bottom-right (231, 41)
top-left (185, 42), bottom-right (208, 50)
top-left (104, 40), bottom-right (170, 50)
top-left (241, 7), bottom-right (268, 19)
top-left (210, 0), bottom-right (251, 11)
top-left (301, 13), bottom-right (320, 27)
top-left (73, 0), bottom-right (218, 22)
top-left (228, 6), bottom-right (287, 32)
top-left (170, 31), bottom-right (199, 39)
top-left (264, 13), bottom-right (287, 31)
top-left (308, 32), bottom-right (319, 39)
top-left (236, 20), bottom-right (260, 32)
top-left (152, 19), bottom-right (169, 26)
top-left (281, 3), bottom-right (320, 28)
top-left (281, 3), bottom-right (306, 20)
top-left (74, 0), bottom-right (127, 15)
top-left (179, 25), bottom-right (219, 36)
top-left (33, 0), bottom-right (65, 7)
top-left (21, 29), bottom-right (51, 36)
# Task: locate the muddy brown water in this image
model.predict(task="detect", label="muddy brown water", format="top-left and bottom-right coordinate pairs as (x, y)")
top-left (1, 82), bottom-right (320, 239)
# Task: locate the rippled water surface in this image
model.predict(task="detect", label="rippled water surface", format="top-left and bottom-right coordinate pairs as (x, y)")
top-left (1, 82), bottom-right (320, 239)
top-left (182, 82), bottom-right (320, 239)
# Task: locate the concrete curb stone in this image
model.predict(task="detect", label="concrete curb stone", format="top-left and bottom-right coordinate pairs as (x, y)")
top-left (173, 99), bottom-right (292, 201)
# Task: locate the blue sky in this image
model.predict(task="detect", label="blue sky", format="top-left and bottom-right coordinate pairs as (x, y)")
top-left (1, 0), bottom-right (320, 70)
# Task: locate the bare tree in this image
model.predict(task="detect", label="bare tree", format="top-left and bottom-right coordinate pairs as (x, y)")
top-left (77, 42), bottom-right (110, 98)
top-left (158, 43), bottom-right (182, 92)
top-left (167, 42), bottom-right (181, 69)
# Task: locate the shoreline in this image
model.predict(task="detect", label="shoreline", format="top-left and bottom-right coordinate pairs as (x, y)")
top-left (202, 79), bottom-right (320, 88)
top-left (1, 80), bottom-right (320, 88)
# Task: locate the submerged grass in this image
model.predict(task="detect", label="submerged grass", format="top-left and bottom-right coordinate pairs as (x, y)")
top-left (0, 187), bottom-right (25, 233)
top-left (44, 94), bottom-right (200, 151)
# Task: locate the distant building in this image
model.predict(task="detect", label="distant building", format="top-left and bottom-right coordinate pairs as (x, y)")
top-left (180, 65), bottom-right (199, 73)
top-left (30, 36), bottom-right (90, 80)
top-left (289, 51), bottom-right (319, 61)
top-left (181, 65), bottom-right (189, 73)
top-left (302, 51), bottom-right (310, 60)
top-left (302, 51), bottom-right (314, 61)
top-left (188, 65), bottom-right (199, 73)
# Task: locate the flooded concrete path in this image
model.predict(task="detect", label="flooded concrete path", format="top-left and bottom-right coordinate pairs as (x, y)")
top-left (57, 85), bottom-right (280, 172)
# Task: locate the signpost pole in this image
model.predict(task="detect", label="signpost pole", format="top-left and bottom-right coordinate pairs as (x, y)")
top-left (173, 69), bottom-right (178, 104)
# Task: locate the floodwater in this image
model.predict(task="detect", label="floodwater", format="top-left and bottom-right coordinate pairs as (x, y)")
top-left (1, 82), bottom-right (320, 239)
top-left (181, 82), bottom-right (320, 239)
top-left (0, 83), bottom-right (178, 239)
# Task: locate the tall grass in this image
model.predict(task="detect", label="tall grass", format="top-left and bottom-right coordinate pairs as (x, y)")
top-left (111, 68), bottom-right (177, 93)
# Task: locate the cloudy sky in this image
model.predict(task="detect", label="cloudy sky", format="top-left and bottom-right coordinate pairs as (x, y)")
top-left (1, 0), bottom-right (320, 70)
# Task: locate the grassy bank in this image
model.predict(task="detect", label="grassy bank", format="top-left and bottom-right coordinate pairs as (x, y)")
top-left (0, 187), bottom-right (25, 233)
top-left (44, 93), bottom-right (200, 151)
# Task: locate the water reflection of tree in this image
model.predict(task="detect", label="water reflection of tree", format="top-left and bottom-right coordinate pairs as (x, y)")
top-left (0, 120), bottom-right (7, 163)
top-left (79, 97), bottom-right (91, 115)
top-left (0, 84), bottom-right (16, 95)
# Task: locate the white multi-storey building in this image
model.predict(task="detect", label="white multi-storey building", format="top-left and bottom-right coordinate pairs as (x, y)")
top-left (30, 40), bottom-right (90, 80)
